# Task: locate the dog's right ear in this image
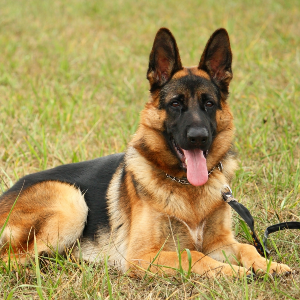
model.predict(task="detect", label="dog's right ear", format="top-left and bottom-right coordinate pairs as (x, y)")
top-left (147, 28), bottom-right (182, 89)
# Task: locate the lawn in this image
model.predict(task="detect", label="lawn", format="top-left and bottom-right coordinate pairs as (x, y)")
top-left (0, 0), bottom-right (299, 298)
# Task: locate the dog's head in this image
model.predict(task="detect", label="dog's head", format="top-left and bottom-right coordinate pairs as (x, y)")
top-left (132, 28), bottom-right (234, 186)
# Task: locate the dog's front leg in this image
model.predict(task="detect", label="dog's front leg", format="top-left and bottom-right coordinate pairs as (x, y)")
top-left (127, 250), bottom-right (251, 278)
top-left (232, 243), bottom-right (291, 275)
top-left (204, 239), bottom-right (291, 275)
top-left (202, 204), bottom-right (291, 275)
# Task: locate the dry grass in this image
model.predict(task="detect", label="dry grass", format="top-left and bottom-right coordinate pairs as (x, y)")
top-left (0, 0), bottom-right (300, 298)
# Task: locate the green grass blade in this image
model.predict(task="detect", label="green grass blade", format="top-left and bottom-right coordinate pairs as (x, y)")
top-left (104, 255), bottom-right (113, 300)
top-left (34, 235), bottom-right (45, 300)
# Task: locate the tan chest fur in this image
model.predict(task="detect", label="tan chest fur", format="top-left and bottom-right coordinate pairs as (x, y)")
top-left (123, 147), bottom-right (234, 251)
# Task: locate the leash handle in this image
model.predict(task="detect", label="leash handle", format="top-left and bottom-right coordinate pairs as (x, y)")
top-left (263, 221), bottom-right (300, 253)
top-left (221, 185), bottom-right (269, 256)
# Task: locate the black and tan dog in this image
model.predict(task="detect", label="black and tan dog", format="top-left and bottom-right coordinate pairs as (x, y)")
top-left (0, 28), bottom-right (291, 277)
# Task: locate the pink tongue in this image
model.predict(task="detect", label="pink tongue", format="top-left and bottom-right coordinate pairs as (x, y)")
top-left (182, 149), bottom-right (208, 186)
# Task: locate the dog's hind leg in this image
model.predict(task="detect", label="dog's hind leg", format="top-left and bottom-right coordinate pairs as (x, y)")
top-left (0, 181), bottom-right (88, 264)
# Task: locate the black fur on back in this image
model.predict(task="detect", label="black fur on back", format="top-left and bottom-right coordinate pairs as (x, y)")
top-left (0, 153), bottom-right (125, 240)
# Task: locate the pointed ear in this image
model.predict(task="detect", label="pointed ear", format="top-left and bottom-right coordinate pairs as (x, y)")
top-left (198, 28), bottom-right (233, 90)
top-left (147, 28), bottom-right (183, 89)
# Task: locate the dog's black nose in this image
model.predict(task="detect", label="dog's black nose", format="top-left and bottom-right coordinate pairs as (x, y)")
top-left (187, 127), bottom-right (209, 148)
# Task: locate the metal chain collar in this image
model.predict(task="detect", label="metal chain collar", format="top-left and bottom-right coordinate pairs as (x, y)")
top-left (208, 161), bottom-right (223, 175)
top-left (165, 173), bottom-right (190, 184)
top-left (166, 161), bottom-right (223, 185)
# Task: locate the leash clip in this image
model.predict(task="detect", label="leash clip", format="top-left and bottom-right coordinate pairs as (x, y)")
top-left (221, 184), bottom-right (234, 203)
top-left (221, 184), bottom-right (232, 194)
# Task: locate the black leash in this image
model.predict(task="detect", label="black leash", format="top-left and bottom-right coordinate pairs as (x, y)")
top-left (221, 185), bottom-right (300, 257)
top-left (221, 185), bottom-right (267, 256)
top-left (263, 222), bottom-right (300, 254)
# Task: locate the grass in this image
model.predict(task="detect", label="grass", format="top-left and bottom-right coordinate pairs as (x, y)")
top-left (0, 0), bottom-right (299, 298)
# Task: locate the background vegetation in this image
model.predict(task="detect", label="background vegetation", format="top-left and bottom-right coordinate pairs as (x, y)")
top-left (0, 0), bottom-right (299, 298)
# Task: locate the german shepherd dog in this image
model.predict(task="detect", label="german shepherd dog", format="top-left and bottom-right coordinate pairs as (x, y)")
top-left (0, 28), bottom-right (291, 278)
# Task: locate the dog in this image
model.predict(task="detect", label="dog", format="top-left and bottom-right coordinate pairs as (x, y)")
top-left (0, 28), bottom-right (291, 278)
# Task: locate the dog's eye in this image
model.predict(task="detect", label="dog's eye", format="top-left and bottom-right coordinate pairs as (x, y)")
top-left (171, 101), bottom-right (181, 108)
top-left (205, 101), bottom-right (214, 108)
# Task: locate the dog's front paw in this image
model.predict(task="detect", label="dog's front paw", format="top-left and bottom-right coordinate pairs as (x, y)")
top-left (253, 260), bottom-right (291, 276)
top-left (268, 262), bottom-right (291, 275)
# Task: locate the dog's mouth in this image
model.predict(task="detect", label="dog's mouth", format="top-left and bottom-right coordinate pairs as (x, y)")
top-left (172, 138), bottom-right (208, 186)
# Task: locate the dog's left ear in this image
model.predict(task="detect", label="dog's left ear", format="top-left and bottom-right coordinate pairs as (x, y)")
top-left (147, 28), bottom-right (183, 89)
top-left (198, 29), bottom-right (233, 90)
